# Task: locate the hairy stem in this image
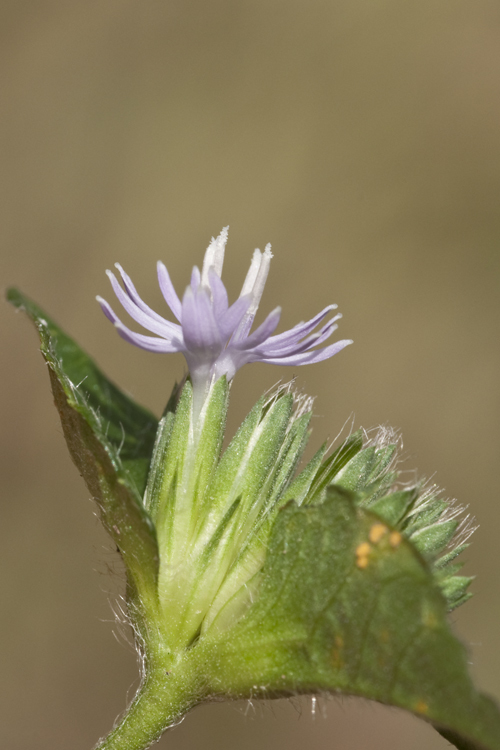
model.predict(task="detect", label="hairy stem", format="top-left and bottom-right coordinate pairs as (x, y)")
top-left (93, 655), bottom-right (200, 750)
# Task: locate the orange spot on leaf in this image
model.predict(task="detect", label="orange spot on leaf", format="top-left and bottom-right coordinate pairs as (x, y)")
top-left (389, 531), bottom-right (402, 548)
top-left (356, 542), bottom-right (371, 557)
top-left (369, 523), bottom-right (387, 544)
top-left (355, 541), bottom-right (372, 569)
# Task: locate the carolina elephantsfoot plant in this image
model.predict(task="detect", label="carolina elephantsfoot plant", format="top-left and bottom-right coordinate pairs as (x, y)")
top-left (7, 228), bottom-right (500, 750)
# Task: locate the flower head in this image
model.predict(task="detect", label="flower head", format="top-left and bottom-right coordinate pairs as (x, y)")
top-left (97, 227), bottom-right (352, 395)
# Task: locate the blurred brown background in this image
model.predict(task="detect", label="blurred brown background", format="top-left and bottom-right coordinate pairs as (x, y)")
top-left (1, 2), bottom-right (499, 749)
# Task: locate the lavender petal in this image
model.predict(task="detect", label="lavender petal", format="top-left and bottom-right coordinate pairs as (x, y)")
top-left (97, 297), bottom-right (184, 353)
top-left (255, 331), bottom-right (325, 359)
top-left (157, 261), bottom-right (182, 321)
top-left (233, 307), bottom-right (282, 350)
top-left (253, 314), bottom-right (340, 356)
top-left (114, 264), bottom-right (178, 329)
top-left (191, 266), bottom-right (201, 292)
top-left (97, 295), bottom-right (119, 324)
top-left (263, 317), bottom-right (340, 357)
top-left (181, 287), bottom-right (222, 353)
top-left (259, 339), bottom-right (353, 366)
top-left (218, 294), bottom-right (252, 340)
top-left (264, 305), bottom-right (338, 348)
top-left (107, 271), bottom-right (181, 338)
top-left (115, 324), bottom-right (185, 353)
top-left (306, 318), bottom-right (339, 348)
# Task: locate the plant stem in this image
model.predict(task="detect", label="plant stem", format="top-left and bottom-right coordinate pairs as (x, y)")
top-left (93, 658), bottom-right (199, 750)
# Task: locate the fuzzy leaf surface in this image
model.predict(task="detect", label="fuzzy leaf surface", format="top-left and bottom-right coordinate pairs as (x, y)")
top-left (8, 288), bottom-right (159, 495)
top-left (204, 488), bottom-right (500, 750)
top-left (8, 288), bottom-right (159, 596)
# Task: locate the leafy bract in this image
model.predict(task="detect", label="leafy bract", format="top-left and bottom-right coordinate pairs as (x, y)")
top-left (7, 288), bottom-right (160, 598)
top-left (327, 437), bottom-right (473, 610)
top-left (202, 488), bottom-right (500, 750)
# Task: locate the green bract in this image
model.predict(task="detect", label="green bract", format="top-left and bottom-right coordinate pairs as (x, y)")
top-left (8, 287), bottom-right (500, 750)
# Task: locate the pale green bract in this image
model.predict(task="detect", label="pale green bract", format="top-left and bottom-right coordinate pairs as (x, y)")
top-left (7, 286), bottom-right (500, 750)
top-left (145, 376), bottom-right (474, 653)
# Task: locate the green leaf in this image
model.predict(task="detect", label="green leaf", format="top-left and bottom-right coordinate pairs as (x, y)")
top-left (192, 376), bottom-right (229, 520)
top-left (7, 288), bottom-right (159, 599)
top-left (150, 381), bottom-right (193, 536)
top-left (435, 544), bottom-right (469, 570)
top-left (404, 497), bottom-right (448, 534)
top-left (143, 411), bottom-right (176, 519)
top-left (205, 393), bottom-right (293, 539)
top-left (8, 288), bottom-right (158, 496)
top-left (307, 430), bottom-right (363, 501)
top-left (335, 444), bottom-right (377, 491)
top-left (281, 444), bottom-right (325, 506)
top-left (410, 520), bottom-right (459, 559)
top-left (265, 411), bottom-right (312, 511)
top-left (204, 488), bottom-right (500, 750)
top-left (370, 488), bottom-right (419, 526)
top-left (438, 576), bottom-right (474, 611)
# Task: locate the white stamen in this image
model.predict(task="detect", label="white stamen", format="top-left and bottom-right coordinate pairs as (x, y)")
top-left (247, 244), bottom-right (273, 316)
top-left (201, 226), bottom-right (228, 287)
top-left (240, 249), bottom-right (262, 297)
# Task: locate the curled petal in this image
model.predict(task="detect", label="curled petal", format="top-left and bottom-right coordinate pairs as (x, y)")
top-left (262, 317), bottom-right (341, 358)
top-left (308, 318), bottom-right (340, 348)
top-left (260, 339), bottom-right (353, 366)
top-left (114, 263), bottom-right (176, 329)
top-left (96, 297), bottom-right (183, 353)
top-left (233, 307), bottom-right (282, 350)
top-left (106, 270), bottom-right (181, 338)
top-left (157, 261), bottom-right (182, 321)
top-left (114, 324), bottom-right (185, 353)
top-left (264, 305), bottom-right (338, 349)
top-left (97, 295), bottom-right (118, 325)
top-left (256, 331), bottom-right (324, 359)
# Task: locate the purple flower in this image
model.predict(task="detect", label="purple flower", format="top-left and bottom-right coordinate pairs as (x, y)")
top-left (97, 227), bottom-right (352, 393)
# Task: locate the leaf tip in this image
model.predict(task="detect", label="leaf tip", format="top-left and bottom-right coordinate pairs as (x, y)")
top-left (6, 287), bottom-right (24, 309)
